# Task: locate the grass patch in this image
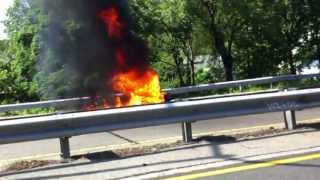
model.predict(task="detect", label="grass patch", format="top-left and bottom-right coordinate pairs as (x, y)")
top-left (0, 108), bottom-right (56, 118)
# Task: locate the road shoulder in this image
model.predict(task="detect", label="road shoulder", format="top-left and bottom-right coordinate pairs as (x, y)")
top-left (2, 122), bottom-right (320, 179)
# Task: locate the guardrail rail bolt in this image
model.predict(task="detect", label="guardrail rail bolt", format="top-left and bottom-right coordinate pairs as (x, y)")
top-left (59, 137), bottom-right (71, 163)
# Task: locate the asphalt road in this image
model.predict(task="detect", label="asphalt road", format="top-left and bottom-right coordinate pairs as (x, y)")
top-left (0, 107), bottom-right (319, 161)
top-left (4, 125), bottom-right (320, 179)
top-left (173, 153), bottom-right (320, 180)
top-left (212, 159), bottom-right (320, 180)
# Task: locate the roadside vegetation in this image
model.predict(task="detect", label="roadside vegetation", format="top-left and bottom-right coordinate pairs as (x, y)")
top-left (0, 0), bottom-right (319, 106)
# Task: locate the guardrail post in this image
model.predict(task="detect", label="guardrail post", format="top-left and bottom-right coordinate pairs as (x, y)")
top-left (59, 137), bottom-right (71, 162)
top-left (283, 110), bottom-right (296, 130)
top-left (239, 85), bottom-right (243, 92)
top-left (282, 89), bottom-right (297, 130)
top-left (182, 122), bottom-right (193, 143)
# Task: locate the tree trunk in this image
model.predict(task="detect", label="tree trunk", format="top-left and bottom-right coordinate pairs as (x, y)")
top-left (186, 41), bottom-right (196, 85)
top-left (186, 59), bottom-right (191, 86)
top-left (211, 25), bottom-right (234, 81)
top-left (173, 54), bottom-right (185, 87)
top-left (316, 42), bottom-right (320, 69)
top-left (288, 51), bottom-right (296, 74)
top-left (202, 1), bottom-right (234, 81)
top-left (190, 59), bottom-right (196, 85)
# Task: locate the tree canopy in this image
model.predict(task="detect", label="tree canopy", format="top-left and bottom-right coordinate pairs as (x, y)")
top-left (0, 0), bottom-right (319, 103)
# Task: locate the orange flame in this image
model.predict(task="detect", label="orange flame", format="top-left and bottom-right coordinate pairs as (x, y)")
top-left (112, 68), bottom-right (165, 106)
top-left (84, 6), bottom-right (164, 110)
top-left (99, 7), bottom-right (123, 40)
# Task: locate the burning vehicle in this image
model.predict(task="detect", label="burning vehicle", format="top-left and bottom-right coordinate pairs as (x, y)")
top-left (39, 0), bottom-right (165, 110)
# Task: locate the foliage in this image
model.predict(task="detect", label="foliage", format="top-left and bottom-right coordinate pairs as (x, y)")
top-left (1, 0), bottom-right (320, 104)
top-left (0, 0), bottom-right (42, 103)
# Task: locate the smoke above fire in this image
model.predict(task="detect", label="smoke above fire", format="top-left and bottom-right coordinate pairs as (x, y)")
top-left (37, 0), bottom-right (164, 107)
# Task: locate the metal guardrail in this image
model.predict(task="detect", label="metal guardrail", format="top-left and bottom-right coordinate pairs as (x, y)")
top-left (1, 88), bottom-right (320, 145)
top-left (0, 73), bottom-right (319, 113)
top-left (171, 89), bottom-right (280, 102)
top-left (164, 73), bottom-right (320, 95)
top-left (0, 74), bottom-right (319, 161)
top-left (0, 97), bottom-right (91, 113)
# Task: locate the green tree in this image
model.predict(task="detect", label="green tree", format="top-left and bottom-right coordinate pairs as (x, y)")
top-left (187, 0), bottom-right (244, 81)
top-left (299, 0), bottom-right (320, 67)
top-left (226, 0), bottom-right (309, 77)
top-left (130, 0), bottom-right (215, 87)
top-left (232, 0), bottom-right (285, 77)
top-left (0, 0), bottom-right (42, 103)
top-left (277, 0), bottom-right (309, 74)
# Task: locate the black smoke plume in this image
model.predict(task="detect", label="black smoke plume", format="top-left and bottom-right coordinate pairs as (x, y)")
top-left (33, 0), bottom-right (149, 99)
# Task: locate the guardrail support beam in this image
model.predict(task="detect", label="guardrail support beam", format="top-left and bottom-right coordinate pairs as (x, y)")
top-left (182, 122), bottom-right (193, 143)
top-left (239, 85), bottom-right (243, 92)
top-left (59, 137), bottom-right (71, 162)
top-left (283, 110), bottom-right (296, 130)
top-left (282, 89), bottom-right (297, 130)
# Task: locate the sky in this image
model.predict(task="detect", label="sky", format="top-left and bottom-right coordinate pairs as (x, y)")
top-left (0, 0), bottom-right (14, 40)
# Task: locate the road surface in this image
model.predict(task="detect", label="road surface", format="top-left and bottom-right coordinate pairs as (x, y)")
top-left (0, 107), bottom-right (319, 161)
top-left (168, 153), bottom-right (320, 180)
top-left (3, 126), bottom-right (320, 179)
